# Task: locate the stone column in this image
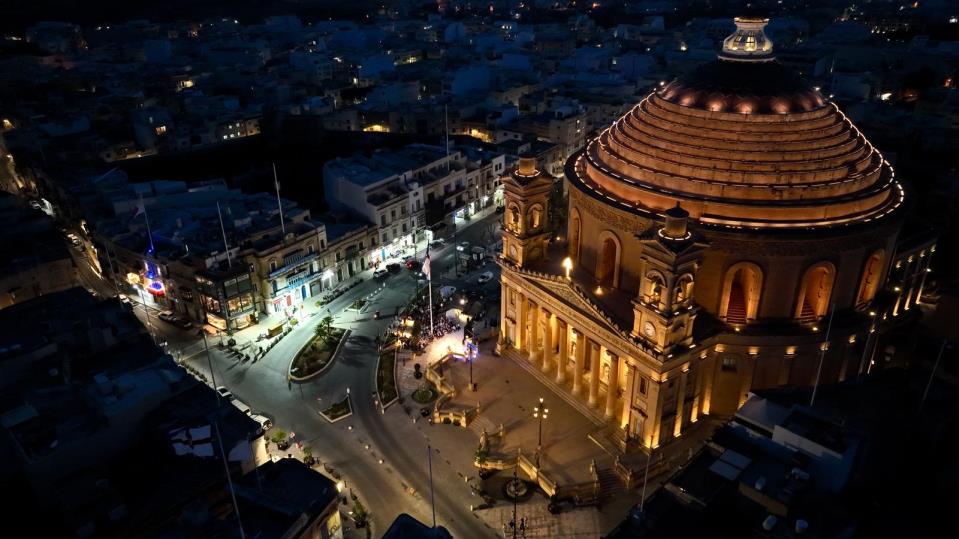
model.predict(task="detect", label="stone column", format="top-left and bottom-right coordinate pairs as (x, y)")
top-left (645, 379), bottom-right (664, 449)
top-left (674, 369), bottom-right (688, 438)
top-left (573, 330), bottom-right (586, 395)
top-left (542, 312), bottom-right (554, 373)
top-left (588, 342), bottom-right (601, 407)
top-left (621, 365), bottom-right (636, 433)
top-left (500, 284), bottom-right (508, 342)
top-left (516, 292), bottom-right (527, 351)
top-left (605, 351), bottom-right (620, 420)
top-left (529, 302), bottom-right (540, 363)
top-left (556, 320), bottom-right (569, 384)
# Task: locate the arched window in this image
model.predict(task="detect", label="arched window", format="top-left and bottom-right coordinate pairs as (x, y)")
top-left (595, 231), bottom-right (622, 288)
top-left (507, 204), bottom-right (521, 233)
top-left (645, 271), bottom-right (666, 305)
top-left (569, 209), bottom-right (581, 261)
top-left (674, 274), bottom-right (695, 304)
top-left (794, 262), bottom-right (835, 323)
top-left (856, 250), bottom-right (884, 306)
top-left (527, 204), bottom-right (543, 232)
top-left (719, 262), bottom-right (763, 324)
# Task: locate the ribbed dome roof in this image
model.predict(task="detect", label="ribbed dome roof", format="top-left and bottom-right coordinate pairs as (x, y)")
top-left (567, 19), bottom-right (904, 231)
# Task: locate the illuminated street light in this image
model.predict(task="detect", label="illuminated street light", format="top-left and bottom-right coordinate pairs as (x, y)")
top-left (533, 397), bottom-right (548, 466)
top-left (562, 257), bottom-right (573, 280)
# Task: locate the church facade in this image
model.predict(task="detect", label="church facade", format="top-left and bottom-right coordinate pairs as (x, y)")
top-left (497, 18), bottom-right (930, 451)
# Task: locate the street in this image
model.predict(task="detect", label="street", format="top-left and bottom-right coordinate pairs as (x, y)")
top-left (79, 210), bottom-right (506, 537)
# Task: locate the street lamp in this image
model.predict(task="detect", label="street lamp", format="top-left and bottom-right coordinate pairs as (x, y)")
top-left (562, 256), bottom-right (573, 280)
top-left (533, 397), bottom-right (548, 466)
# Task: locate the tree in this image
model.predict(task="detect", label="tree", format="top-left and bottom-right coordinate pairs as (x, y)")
top-left (315, 315), bottom-right (334, 345)
top-left (301, 444), bottom-right (314, 465)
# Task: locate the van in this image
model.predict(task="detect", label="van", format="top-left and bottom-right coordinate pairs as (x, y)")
top-left (231, 399), bottom-right (252, 415)
top-left (251, 414), bottom-right (273, 431)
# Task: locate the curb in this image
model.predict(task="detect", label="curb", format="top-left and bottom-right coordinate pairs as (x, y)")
top-left (319, 395), bottom-right (353, 423)
top-left (289, 328), bottom-right (351, 382)
top-left (375, 347), bottom-right (400, 412)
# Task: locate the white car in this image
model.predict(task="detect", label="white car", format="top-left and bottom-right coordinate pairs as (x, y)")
top-left (215, 386), bottom-right (234, 400)
top-left (251, 413), bottom-right (273, 430)
top-left (477, 271), bottom-right (494, 284)
top-left (373, 269), bottom-right (388, 279)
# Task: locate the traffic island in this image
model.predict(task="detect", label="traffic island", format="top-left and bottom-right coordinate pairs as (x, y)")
top-left (319, 395), bottom-right (353, 423)
top-left (376, 347), bottom-right (399, 409)
top-left (289, 321), bottom-right (348, 381)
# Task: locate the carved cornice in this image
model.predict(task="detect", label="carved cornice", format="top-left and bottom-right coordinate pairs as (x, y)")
top-left (569, 184), bottom-right (652, 235)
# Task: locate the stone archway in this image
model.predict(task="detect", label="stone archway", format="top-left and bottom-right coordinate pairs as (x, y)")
top-left (719, 262), bottom-right (763, 324)
top-left (794, 262), bottom-right (835, 323)
top-left (856, 250), bottom-right (884, 306)
top-left (596, 231), bottom-right (622, 288)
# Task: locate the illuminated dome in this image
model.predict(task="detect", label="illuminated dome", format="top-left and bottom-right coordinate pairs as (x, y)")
top-left (569, 18), bottom-right (904, 230)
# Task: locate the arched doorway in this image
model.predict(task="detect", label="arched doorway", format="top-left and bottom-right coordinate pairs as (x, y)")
top-left (856, 250), bottom-right (884, 306)
top-left (569, 210), bottom-right (581, 261)
top-left (595, 232), bottom-right (621, 288)
top-left (720, 263), bottom-right (763, 324)
top-left (794, 263), bottom-right (835, 323)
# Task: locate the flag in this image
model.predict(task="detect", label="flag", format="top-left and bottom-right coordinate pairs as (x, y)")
top-left (422, 245), bottom-right (431, 281)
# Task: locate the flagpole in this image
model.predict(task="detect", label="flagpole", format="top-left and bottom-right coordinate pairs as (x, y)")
top-left (217, 201), bottom-right (232, 268)
top-left (273, 162), bottom-right (286, 237)
top-left (444, 104), bottom-right (450, 173)
top-left (810, 304), bottom-right (836, 408)
top-left (139, 193), bottom-right (154, 253)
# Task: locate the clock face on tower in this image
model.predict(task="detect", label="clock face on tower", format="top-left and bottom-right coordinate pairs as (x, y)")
top-left (643, 321), bottom-right (656, 338)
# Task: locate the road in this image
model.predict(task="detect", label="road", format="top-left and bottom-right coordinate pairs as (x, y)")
top-left (78, 211), bottom-right (506, 536)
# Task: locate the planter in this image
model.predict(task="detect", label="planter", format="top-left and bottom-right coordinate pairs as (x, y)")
top-left (319, 395), bottom-right (353, 423)
top-left (289, 328), bottom-right (349, 382)
top-left (375, 349), bottom-right (399, 410)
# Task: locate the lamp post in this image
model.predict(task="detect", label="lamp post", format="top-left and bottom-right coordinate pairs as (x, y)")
top-left (562, 256), bottom-right (573, 280)
top-left (533, 397), bottom-right (548, 466)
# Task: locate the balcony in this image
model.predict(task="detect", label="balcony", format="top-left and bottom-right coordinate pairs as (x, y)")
top-left (269, 251), bottom-right (318, 278)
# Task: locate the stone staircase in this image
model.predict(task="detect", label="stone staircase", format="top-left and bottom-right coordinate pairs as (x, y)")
top-left (597, 466), bottom-right (624, 500)
top-left (503, 349), bottom-right (606, 426)
top-left (726, 284), bottom-right (747, 324)
top-left (799, 300), bottom-right (817, 325)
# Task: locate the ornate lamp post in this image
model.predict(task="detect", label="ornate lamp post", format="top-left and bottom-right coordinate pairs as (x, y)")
top-left (562, 256), bottom-right (573, 280)
top-left (533, 397), bottom-right (548, 466)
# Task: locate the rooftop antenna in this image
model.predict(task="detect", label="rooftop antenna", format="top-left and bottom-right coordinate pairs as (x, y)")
top-left (216, 201), bottom-right (232, 268)
top-left (214, 420), bottom-right (246, 539)
top-left (273, 162), bottom-right (286, 237)
top-left (444, 103), bottom-right (450, 173)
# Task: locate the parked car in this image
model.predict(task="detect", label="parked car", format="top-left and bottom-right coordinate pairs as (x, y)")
top-left (251, 413), bottom-right (273, 431)
top-left (386, 262), bottom-right (402, 273)
top-left (231, 399), bottom-right (252, 415)
top-left (158, 310), bottom-right (177, 323)
top-left (216, 386), bottom-right (234, 400)
top-left (406, 259), bottom-right (421, 271)
top-left (431, 237), bottom-right (447, 246)
top-left (373, 268), bottom-right (388, 279)
top-left (477, 271), bottom-right (494, 284)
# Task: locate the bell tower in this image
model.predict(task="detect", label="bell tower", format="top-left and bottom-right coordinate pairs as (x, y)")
top-left (632, 204), bottom-right (707, 356)
top-left (501, 155), bottom-right (553, 267)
